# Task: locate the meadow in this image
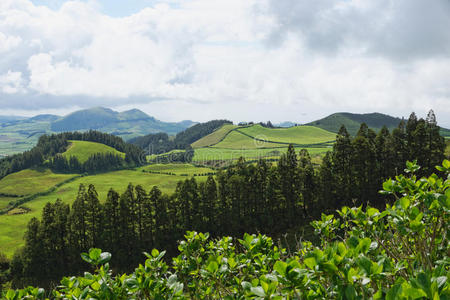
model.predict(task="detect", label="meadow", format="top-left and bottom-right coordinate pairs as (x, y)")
top-left (237, 124), bottom-right (336, 145)
top-left (62, 140), bottom-right (125, 163)
top-left (192, 146), bottom-right (330, 162)
top-left (191, 124), bottom-right (237, 148)
top-left (0, 163), bottom-right (214, 257)
top-left (190, 124), bottom-right (335, 162)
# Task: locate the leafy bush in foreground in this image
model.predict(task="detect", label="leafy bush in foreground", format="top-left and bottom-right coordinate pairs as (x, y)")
top-left (3, 160), bottom-right (450, 299)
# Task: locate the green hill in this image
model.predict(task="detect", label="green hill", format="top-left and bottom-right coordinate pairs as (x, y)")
top-left (0, 107), bottom-right (195, 156)
top-left (0, 164), bottom-right (214, 257)
top-left (191, 124), bottom-right (238, 148)
top-left (237, 124), bottom-right (336, 145)
top-left (306, 112), bottom-right (403, 135)
top-left (62, 140), bottom-right (125, 163)
top-left (190, 124), bottom-right (336, 162)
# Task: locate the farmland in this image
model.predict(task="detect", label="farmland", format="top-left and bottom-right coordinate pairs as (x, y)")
top-left (62, 140), bottom-right (125, 163)
top-left (191, 124), bottom-right (335, 162)
top-left (0, 163), bottom-right (214, 257)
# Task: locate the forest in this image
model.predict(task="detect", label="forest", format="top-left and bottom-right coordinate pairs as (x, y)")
top-left (0, 111), bottom-right (447, 296)
top-left (0, 131), bottom-right (145, 179)
top-left (129, 120), bottom-right (232, 155)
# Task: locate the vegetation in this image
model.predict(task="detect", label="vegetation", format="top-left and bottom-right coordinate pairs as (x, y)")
top-left (0, 108), bottom-right (194, 156)
top-left (3, 111), bottom-right (446, 289)
top-left (4, 159), bottom-right (450, 298)
top-left (236, 125), bottom-right (336, 145)
top-left (192, 147), bottom-right (328, 163)
top-left (0, 166), bottom-right (214, 257)
top-left (130, 120), bottom-right (232, 155)
top-left (0, 130), bottom-right (144, 180)
top-left (0, 169), bottom-right (75, 197)
top-left (306, 112), bottom-right (404, 135)
top-left (62, 140), bottom-right (125, 163)
top-left (191, 124), bottom-right (238, 148)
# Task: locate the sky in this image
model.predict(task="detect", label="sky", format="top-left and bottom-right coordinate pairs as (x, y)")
top-left (1, 0), bottom-right (450, 126)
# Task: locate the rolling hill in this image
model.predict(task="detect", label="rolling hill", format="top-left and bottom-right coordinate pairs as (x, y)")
top-left (62, 140), bottom-right (125, 163)
top-left (189, 124), bottom-right (336, 162)
top-left (0, 107), bottom-right (195, 156)
top-left (306, 112), bottom-right (403, 135)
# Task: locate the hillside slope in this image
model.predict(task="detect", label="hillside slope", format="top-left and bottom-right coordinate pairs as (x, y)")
top-left (62, 140), bottom-right (125, 163)
top-left (306, 112), bottom-right (402, 135)
top-left (0, 107), bottom-right (195, 156)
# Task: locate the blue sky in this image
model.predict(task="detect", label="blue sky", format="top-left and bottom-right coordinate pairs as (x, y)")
top-left (2, 0), bottom-right (450, 125)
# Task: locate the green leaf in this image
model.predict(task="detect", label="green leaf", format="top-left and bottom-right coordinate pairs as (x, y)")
top-left (241, 281), bottom-right (252, 291)
top-left (403, 286), bottom-right (427, 299)
top-left (347, 236), bottom-right (359, 249)
top-left (442, 159), bottom-right (450, 169)
top-left (89, 248), bottom-right (102, 261)
top-left (250, 286), bottom-right (266, 297)
top-left (99, 252), bottom-right (111, 264)
top-left (399, 197), bottom-right (410, 210)
top-left (386, 284), bottom-right (402, 300)
top-left (206, 261), bottom-right (218, 273)
top-left (151, 249), bottom-right (159, 258)
top-left (304, 257), bottom-right (317, 270)
top-left (273, 261), bottom-right (287, 276)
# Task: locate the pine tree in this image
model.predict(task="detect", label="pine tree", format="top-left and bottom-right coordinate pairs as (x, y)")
top-left (298, 149), bottom-right (315, 217)
top-left (332, 125), bottom-right (353, 206)
top-left (102, 188), bottom-right (120, 256)
top-left (85, 184), bottom-right (102, 247)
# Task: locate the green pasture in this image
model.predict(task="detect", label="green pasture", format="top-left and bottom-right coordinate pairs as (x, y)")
top-left (139, 163), bottom-right (215, 176)
top-left (62, 140), bottom-right (125, 163)
top-left (237, 124), bottom-right (336, 145)
top-left (191, 124), bottom-right (238, 148)
top-left (211, 130), bottom-right (282, 149)
top-left (192, 147), bottom-right (330, 162)
top-left (0, 165), bottom-right (213, 257)
top-left (0, 168), bottom-right (75, 196)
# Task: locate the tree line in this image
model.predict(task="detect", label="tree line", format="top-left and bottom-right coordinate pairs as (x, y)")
top-left (130, 120), bottom-right (232, 155)
top-left (0, 130), bottom-right (145, 179)
top-left (7, 111), bottom-right (446, 288)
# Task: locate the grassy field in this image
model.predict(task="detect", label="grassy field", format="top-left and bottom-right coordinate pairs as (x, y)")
top-left (237, 125), bottom-right (336, 145)
top-left (191, 124), bottom-right (238, 148)
top-left (191, 124), bottom-right (336, 162)
top-left (0, 164), bottom-right (214, 257)
top-left (62, 140), bottom-right (125, 163)
top-left (0, 168), bottom-right (75, 197)
top-left (192, 147), bottom-right (331, 162)
top-left (141, 163), bottom-right (215, 176)
top-left (211, 130), bottom-right (282, 149)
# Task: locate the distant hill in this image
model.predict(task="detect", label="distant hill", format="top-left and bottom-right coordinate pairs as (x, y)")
top-left (306, 112), bottom-right (404, 135)
top-left (130, 119), bottom-right (232, 154)
top-left (0, 107), bottom-right (195, 156)
top-left (50, 107), bottom-right (194, 138)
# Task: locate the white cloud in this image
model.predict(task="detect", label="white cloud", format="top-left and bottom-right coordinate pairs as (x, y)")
top-left (0, 0), bottom-right (449, 126)
top-left (0, 70), bottom-right (25, 94)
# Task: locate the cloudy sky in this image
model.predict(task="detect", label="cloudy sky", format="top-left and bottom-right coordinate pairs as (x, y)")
top-left (1, 0), bottom-right (450, 126)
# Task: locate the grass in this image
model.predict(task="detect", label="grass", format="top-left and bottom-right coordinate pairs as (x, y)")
top-left (192, 147), bottom-right (331, 162)
top-left (0, 168), bottom-right (75, 196)
top-left (191, 124), bottom-right (335, 162)
top-left (139, 164), bottom-right (215, 176)
top-left (62, 140), bottom-right (125, 163)
top-left (0, 164), bottom-right (214, 257)
top-left (0, 197), bottom-right (18, 210)
top-left (191, 124), bottom-right (238, 148)
top-left (237, 124), bottom-right (336, 145)
top-left (211, 130), bottom-right (282, 149)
